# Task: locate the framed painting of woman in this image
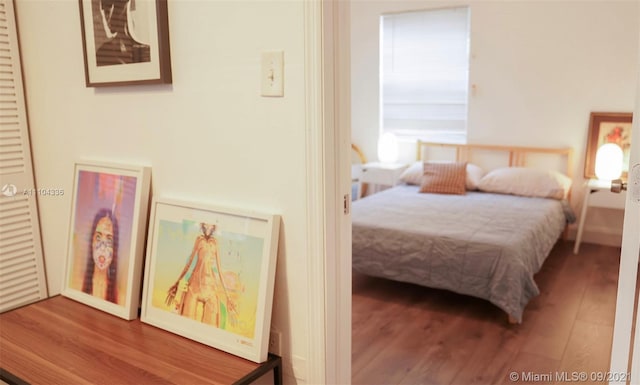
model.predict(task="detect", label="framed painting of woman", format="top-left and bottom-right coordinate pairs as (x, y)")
top-left (62, 161), bottom-right (151, 319)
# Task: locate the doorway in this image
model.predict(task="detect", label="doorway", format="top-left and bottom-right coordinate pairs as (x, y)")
top-left (340, 1), bottom-right (640, 382)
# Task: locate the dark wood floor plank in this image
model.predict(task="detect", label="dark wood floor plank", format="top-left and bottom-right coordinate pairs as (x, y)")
top-left (352, 278), bottom-right (459, 383)
top-left (495, 352), bottom-right (559, 385)
top-left (576, 246), bottom-right (620, 327)
top-left (397, 315), bottom-right (482, 385)
top-left (519, 243), bottom-right (595, 360)
top-left (557, 319), bottom-right (614, 384)
top-left (449, 320), bottom-right (528, 385)
top-left (352, 242), bottom-right (620, 385)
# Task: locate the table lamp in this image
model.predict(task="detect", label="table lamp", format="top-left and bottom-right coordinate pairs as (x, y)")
top-left (595, 143), bottom-right (623, 181)
top-left (377, 132), bottom-right (398, 164)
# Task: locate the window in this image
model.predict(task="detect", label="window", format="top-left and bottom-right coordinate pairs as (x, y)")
top-left (381, 7), bottom-right (470, 142)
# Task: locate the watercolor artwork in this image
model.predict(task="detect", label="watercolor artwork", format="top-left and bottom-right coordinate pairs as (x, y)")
top-left (141, 199), bottom-right (280, 363)
top-left (151, 220), bottom-right (264, 338)
top-left (62, 162), bottom-right (150, 320)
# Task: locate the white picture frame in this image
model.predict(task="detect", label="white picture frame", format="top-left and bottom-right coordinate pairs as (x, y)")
top-left (141, 198), bottom-right (280, 363)
top-left (62, 161), bottom-right (151, 320)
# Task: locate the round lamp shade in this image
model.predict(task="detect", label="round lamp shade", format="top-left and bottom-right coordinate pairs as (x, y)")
top-left (595, 143), bottom-right (623, 181)
top-left (377, 133), bottom-right (398, 163)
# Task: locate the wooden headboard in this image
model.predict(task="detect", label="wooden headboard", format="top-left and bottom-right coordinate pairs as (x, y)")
top-left (416, 141), bottom-right (574, 179)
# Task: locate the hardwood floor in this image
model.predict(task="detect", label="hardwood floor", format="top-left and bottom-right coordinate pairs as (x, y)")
top-left (352, 241), bottom-right (621, 385)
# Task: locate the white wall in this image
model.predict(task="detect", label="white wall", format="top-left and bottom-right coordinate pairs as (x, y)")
top-left (351, 0), bottom-right (639, 245)
top-left (16, 0), bottom-right (310, 382)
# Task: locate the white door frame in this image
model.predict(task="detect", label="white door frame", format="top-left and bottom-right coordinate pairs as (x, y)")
top-left (305, 1), bottom-right (351, 384)
top-left (608, 28), bottom-right (640, 384)
top-left (304, 1), bottom-right (328, 382)
top-left (317, 2), bottom-right (639, 384)
top-left (312, 2), bottom-right (640, 384)
top-left (324, 1), bottom-right (353, 383)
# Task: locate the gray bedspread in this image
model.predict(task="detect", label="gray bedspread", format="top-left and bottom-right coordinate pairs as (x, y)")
top-left (352, 185), bottom-right (569, 323)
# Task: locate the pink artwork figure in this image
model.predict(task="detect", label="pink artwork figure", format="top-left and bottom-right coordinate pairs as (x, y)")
top-left (82, 208), bottom-right (118, 303)
top-left (165, 223), bottom-right (238, 328)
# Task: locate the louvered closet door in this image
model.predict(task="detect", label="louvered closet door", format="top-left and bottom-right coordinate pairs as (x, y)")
top-left (0, 0), bottom-right (48, 312)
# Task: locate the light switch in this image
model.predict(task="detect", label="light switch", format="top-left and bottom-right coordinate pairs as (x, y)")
top-left (261, 51), bottom-right (284, 97)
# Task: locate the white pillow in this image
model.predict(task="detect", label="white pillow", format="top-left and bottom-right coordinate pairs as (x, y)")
top-left (398, 162), bottom-right (423, 185)
top-left (399, 161), bottom-right (485, 190)
top-left (465, 163), bottom-right (485, 190)
top-left (477, 167), bottom-right (572, 200)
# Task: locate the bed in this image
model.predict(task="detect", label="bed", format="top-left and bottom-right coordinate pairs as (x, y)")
top-left (351, 142), bottom-right (575, 323)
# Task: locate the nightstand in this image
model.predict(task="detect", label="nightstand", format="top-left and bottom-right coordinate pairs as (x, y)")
top-left (360, 162), bottom-right (408, 191)
top-left (573, 178), bottom-right (626, 254)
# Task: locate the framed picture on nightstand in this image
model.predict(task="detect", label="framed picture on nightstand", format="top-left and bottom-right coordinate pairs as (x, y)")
top-left (584, 112), bottom-right (633, 179)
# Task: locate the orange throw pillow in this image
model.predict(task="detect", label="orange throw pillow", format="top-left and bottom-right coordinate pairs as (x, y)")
top-left (419, 162), bottom-right (467, 195)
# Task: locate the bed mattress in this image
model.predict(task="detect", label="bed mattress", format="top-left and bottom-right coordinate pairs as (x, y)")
top-left (351, 184), bottom-right (569, 323)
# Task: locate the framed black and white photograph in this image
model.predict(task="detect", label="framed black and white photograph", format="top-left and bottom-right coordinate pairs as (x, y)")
top-left (79, 0), bottom-right (172, 87)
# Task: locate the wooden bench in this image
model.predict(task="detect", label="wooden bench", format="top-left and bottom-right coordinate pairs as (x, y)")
top-left (0, 296), bottom-right (282, 384)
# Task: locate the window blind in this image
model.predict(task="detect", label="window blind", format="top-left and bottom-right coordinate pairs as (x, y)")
top-left (381, 7), bottom-right (470, 140)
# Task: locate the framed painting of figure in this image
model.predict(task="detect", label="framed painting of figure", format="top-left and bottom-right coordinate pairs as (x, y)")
top-left (584, 112), bottom-right (633, 179)
top-left (141, 198), bottom-right (280, 363)
top-left (79, 0), bottom-right (172, 86)
top-left (62, 162), bottom-right (151, 320)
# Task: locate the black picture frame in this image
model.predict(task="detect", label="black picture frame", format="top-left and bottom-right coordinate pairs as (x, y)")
top-left (79, 0), bottom-right (172, 87)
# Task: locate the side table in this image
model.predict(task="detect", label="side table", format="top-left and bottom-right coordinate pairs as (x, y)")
top-left (573, 179), bottom-right (626, 254)
top-left (360, 162), bottom-right (408, 193)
